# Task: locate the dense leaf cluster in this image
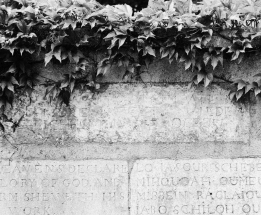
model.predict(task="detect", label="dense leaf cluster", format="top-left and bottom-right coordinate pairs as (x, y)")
top-left (1, 0), bottom-right (261, 130)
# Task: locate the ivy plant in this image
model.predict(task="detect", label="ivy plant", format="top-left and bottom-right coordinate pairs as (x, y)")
top-left (1, 0), bottom-right (261, 131)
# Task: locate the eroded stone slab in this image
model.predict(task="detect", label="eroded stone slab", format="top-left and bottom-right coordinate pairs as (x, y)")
top-left (0, 160), bottom-right (128, 215)
top-left (5, 84), bottom-right (250, 145)
top-left (131, 159), bottom-right (261, 215)
top-left (72, 85), bottom-right (250, 143)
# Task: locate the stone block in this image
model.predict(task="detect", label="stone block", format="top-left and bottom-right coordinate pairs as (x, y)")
top-left (3, 84), bottom-right (250, 145)
top-left (0, 160), bottom-right (128, 215)
top-left (131, 159), bottom-right (261, 215)
top-left (72, 84), bottom-right (250, 143)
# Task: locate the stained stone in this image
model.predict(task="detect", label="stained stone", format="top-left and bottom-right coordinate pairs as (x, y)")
top-left (72, 85), bottom-right (250, 143)
top-left (131, 159), bottom-right (261, 215)
top-left (0, 160), bottom-right (128, 215)
top-left (5, 85), bottom-right (250, 145)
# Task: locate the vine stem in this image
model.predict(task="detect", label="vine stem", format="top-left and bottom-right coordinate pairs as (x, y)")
top-left (213, 30), bottom-right (233, 43)
top-left (213, 75), bottom-right (233, 83)
top-left (37, 74), bottom-right (57, 82)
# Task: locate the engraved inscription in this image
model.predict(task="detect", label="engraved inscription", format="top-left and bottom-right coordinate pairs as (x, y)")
top-left (0, 160), bottom-right (128, 215)
top-left (73, 85), bottom-right (250, 143)
top-left (10, 85), bottom-right (250, 144)
top-left (131, 159), bottom-right (261, 215)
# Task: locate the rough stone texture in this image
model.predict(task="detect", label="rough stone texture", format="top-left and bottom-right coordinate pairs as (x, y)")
top-left (32, 52), bottom-right (261, 85)
top-left (0, 160), bottom-right (128, 215)
top-left (0, 84), bottom-right (250, 147)
top-left (1, 54), bottom-right (261, 215)
top-left (73, 84), bottom-right (250, 143)
top-left (96, 53), bottom-right (261, 84)
top-left (131, 159), bottom-right (261, 215)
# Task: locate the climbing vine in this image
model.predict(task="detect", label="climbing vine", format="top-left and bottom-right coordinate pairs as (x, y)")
top-left (1, 0), bottom-right (261, 130)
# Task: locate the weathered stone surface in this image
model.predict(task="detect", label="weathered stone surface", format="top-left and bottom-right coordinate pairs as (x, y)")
top-left (97, 54), bottom-right (261, 84)
top-left (0, 160), bottom-right (128, 215)
top-left (131, 159), bottom-right (261, 215)
top-left (0, 140), bottom-right (253, 161)
top-left (2, 84), bottom-right (250, 145)
top-left (72, 84), bottom-right (250, 143)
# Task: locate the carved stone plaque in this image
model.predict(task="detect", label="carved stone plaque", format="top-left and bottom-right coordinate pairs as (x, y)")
top-left (7, 85), bottom-right (250, 145)
top-left (73, 85), bottom-right (250, 143)
top-left (131, 159), bottom-right (261, 215)
top-left (0, 160), bottom-right (128, 215)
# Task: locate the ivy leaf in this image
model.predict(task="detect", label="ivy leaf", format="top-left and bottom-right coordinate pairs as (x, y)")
top-left (104, 31), bottom-right (116, 40)
top-left (148, 0), bottom-right (167, 10)
top-left (231, 50), bottom-right (240, 61)
top-left (255, 88), bottom-right (261, 96)
top-left (211, 56), bottom-right (219, 70)
top-left (6, 64), bottom-right (16, 73)
top-left (70, 79), bottom-right (75, 93)
top-left (146, 46), bottom-right (156, 57)
top-left (202, 35), bottom-right (212, 46)
top-left (236, 89), bottom-right (244, 101)
top-left (237, 53), bottom-right (244, 64)
top-left (237, 80), bottom-right (246, 90)
top-left (7, 83), bottom-right (14, 93)
top-left (118, 37), bottom-right (127, 48)
top-left (127, 65), bottom-right (134, 73)
top-left (185, 60), bottom-right (191, 70)
top-left (193, 42), bottom-right (202, 49)
top-left (218, 54), bottom-right (223, 66)
top-left (169, 49), bottom-right (175, 59)
top-left (204, 73), bottom-right (213, 87)
top-left (27, 80), bottom-right (33, 88)
top-left (184, 46), bottom-right (190, 55)
top-left (229, 92), bottom-right (236, 100)
top-left (0, 81), bottom-right (7, 90)
top-left (114, 29), bottom-right (126, 36)
top-left (40, 39), bottom-right (47, 48)
top-left (10, 77), bottom-right (19, 86)
top-left (108, 38), bottom-right (119, 49)
top-left (178, 24), bottom-right (183, 31)
top-left (60, 81), bottom-right (69, 89)
top-left (97, 60), bottom-right (111, 76)
top-left (114, 4), bottom-right (133, 18)
top-left (208, 29), bottom-right (213, 36)
top-left (45, 51), bottom-right (53, 66)
top-left (203, 52), bottom-right (210, 65)
top-left (53, 47), bottom-right (62, 62)
top-left (72, 51), bottom-right (83, 64)
top-left (16, 20), bottom-right (30, 34)
top-left (160, 47), bottom-right (169, 59)
top-left (245, 83), bottom-right (255, 94)
top-left (197, 72), bottom-right (205, 83)
top-left (63, 19), bottom-right (76, 29)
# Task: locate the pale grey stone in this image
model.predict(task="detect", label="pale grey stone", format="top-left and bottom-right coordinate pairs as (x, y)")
top-left (71, 85), bottom-right (250, 143)
top-left (131, 159), bottom-right (261, 215)
top-left (0, 160), bottom-right (128, 215)
top-left (1, 84), bottom-right (250, 145)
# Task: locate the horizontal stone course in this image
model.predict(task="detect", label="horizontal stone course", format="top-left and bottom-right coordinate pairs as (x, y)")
top-left (0, 160), bottom-right (128, 215)
top-left (1, 84), bottom-right (250, 145)
top-left (131, 158), bottom-right (261, 215)
top-left (2, 159), bottom-right (261, 215)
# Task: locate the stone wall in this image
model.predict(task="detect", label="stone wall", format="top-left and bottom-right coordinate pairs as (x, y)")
top-left (1, 55), bottom-right (261, 215)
